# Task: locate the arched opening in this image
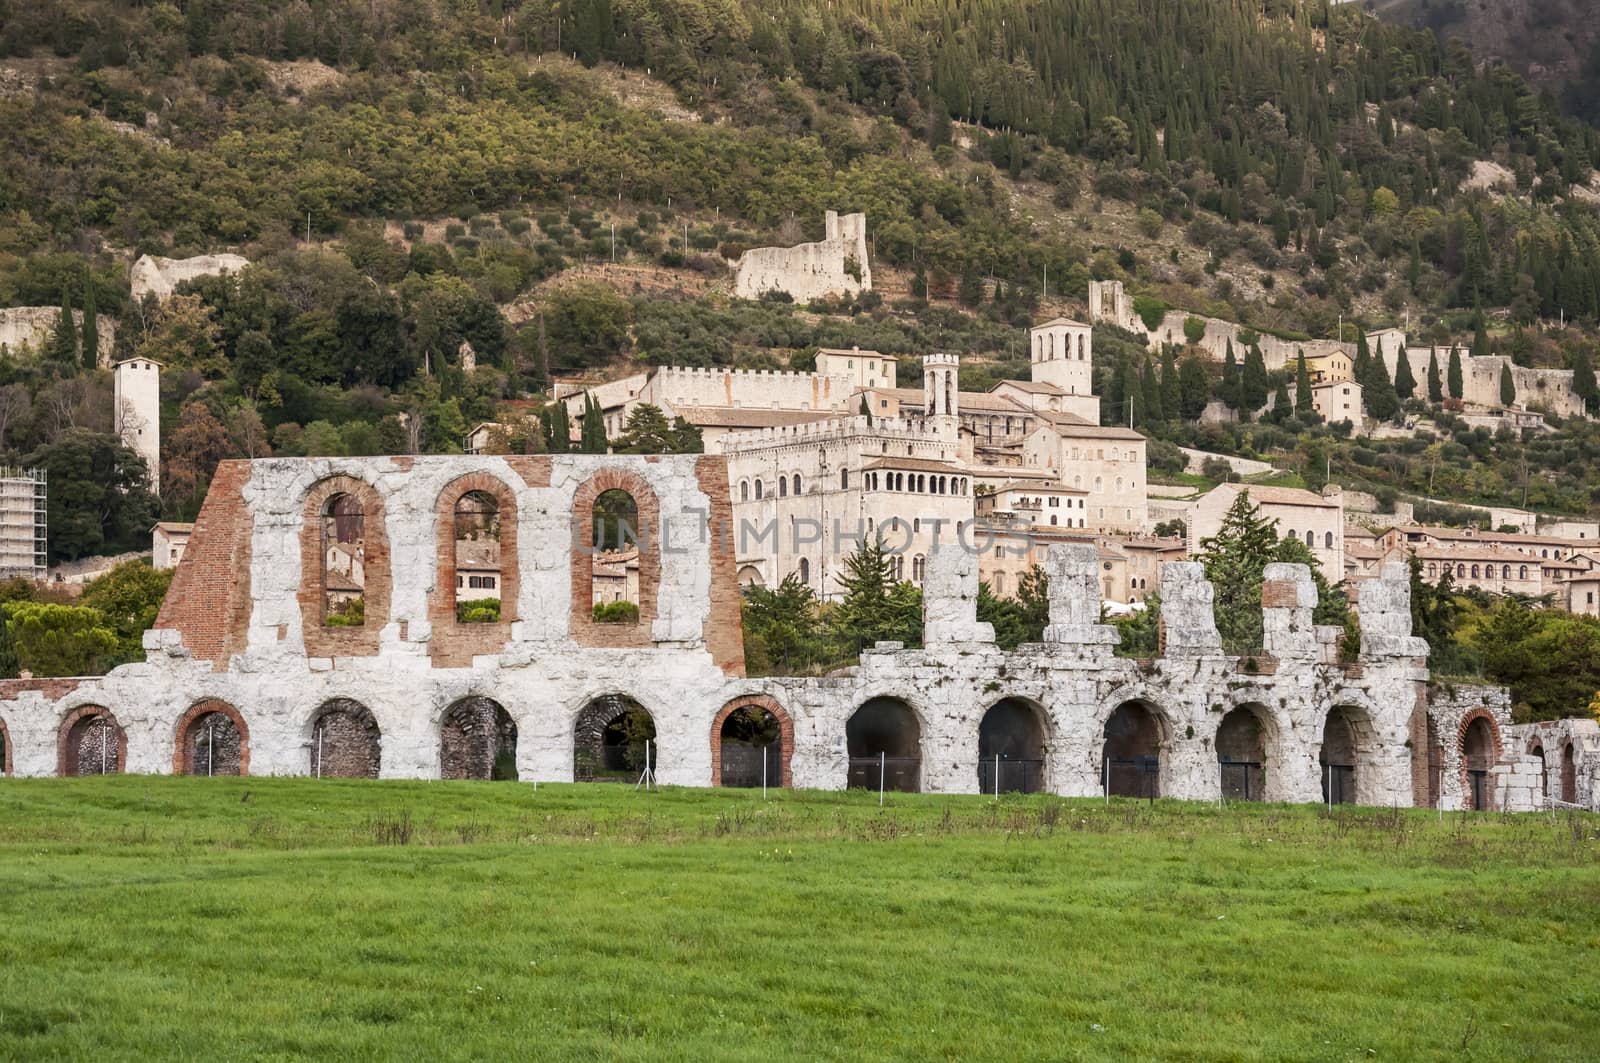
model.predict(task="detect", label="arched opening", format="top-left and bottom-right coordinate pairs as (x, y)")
top-left (1529, 742), bottom-right (1548, 798)
top-left (454, 490), bottom-right (502, 624)
top-left (1462, 716), bottom-right (1496, 811)
top-left (778, 476), bottom-right (787, 498)
top-left (591, 488), bottom-right (640, 624)
top-left (0, 717), bottom-right (9, 777)
top-left (321, 492), bottom-right (366, 627)
top-left (1103, 701), bottom-right (1162, 797)
top-left (737, 564), bottom-right (765, 588)
top-left (977, 698), bottom-right (1047, 794)
top-left (59, 706), bottom-right (126, 777)
top-left (1320, 707), bottom-right (1360, 804)
top-left (1560, 742), bottom-right (1577, 804)
top-left (175, 701), bottom-right (248, 776)
top-left (440, 696), bottom-right (518, 781)
top-left (718, 706), bottom-right (783, 788)
top-left (310, 698), bottom-right (381, 779)
top-left (574, 695), bottom-right (656, 782)
top-left (847, 697), bottom-right (921, 792)
top-left (1216, 707), bottom-right (1267, 801)
top-left (792, 474), bottom-right (801, 496)
top-left (797, 557), bottom-right (810, 583)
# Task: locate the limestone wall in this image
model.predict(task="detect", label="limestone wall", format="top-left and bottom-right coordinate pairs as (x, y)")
top-left (130, 254), bottom-right (250, 303)
top-left (0, 307), bottom-right (117, 364)
top-left (734, 211), bottom-right (871, 303)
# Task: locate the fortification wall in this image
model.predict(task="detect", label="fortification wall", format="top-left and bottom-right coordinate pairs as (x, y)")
top-left (130, 254), bottom-right (250, 303)
top-left (653, 366), bottom-right (857, 412)
top-left (734, 211), bottom-right (871, 303)
top-left (0, 308), bottom-right (117, 365)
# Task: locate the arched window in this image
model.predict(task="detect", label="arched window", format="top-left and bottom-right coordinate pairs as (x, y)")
top-left (1078, 333), bottom-right (1086, 359)
top-left (1115, 477), bottom-right (1123, 493)
top-left (1302, 530), bottom-right (1312, 547)
top-left (1457, 564), bottom-right (1466, 578)
top-left (841, 469), bottom-right (849, 490)
top-left (1048, 334), bottom-right (1055, 358)
top-left (1520, 565), bottom-right (1528, 579)
top-left (1094, 477), bottom-right (1103, 492)
top-left (778, 476), bottom-right (787, 498)
top-left (798, 558), bottom-right (810, 583)
top-left (454, 490), bottom-right (502, 624)
top-left (993, 571), bottom-right (1006, 596)
top-left (1325, 531), bottom-right (1334, 549)
top-left (1428, 563), bottom-right (1437, 577)
top-left (591, 489), bottom-right (640, 624)
top-left (755, 480), bottom-right (763, 500)
top-left (1502, 565), bottom-right (1511, 579)
top-left (792, 474), bottom-right (802, 496)
top-left (1471, 565), bottom-right (1480, 579)
top-left (740, 480), bottom-right (749, 502)
top-left (321, 492), bottom-right (365, 627)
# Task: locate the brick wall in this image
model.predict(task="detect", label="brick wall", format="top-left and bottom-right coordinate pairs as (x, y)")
top-left (298, 475), bottom-right (391, 660)
top-left (152, 460), bottom-right (253, 669)
top-left (172, 699), bottom-right (250, 776)
top-left (697, 456), bottom-right (747, 677)
top-left (710, 694), bottom-right (793, 787)
top-left (427, 473), bottom-right (521, 669)
top-left (439, 696), bottom-right (516, 780)
top-left (310, 698), bottom-right (382, 778)
top-left (568, 467), bottom-right (661, 649)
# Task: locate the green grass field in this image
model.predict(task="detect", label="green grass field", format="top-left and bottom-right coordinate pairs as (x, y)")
top-left (1, 780), bottom-right (1597, 1061)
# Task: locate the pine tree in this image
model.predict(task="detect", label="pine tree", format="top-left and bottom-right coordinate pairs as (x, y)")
top-left (831, 537), bottom-right (918, 651)
top-left (1294, 351), bottom-right (1313, 414)
top-left (1447, 345), bottom-right (1464, 400)
top-left (1427, 350), bottom-right (1443, 403)
top-left (79, 276), bottom-right (98, 371)
top-left (1393, 348), bottom-right (1416, 399)
top-left (1195, 490), bottom-right (1282, 655)
top-left (1499, 361), bottom-right (1516, 408)
top-left (51, 288), bottom-right (78, 366)
top-left (614, 403), bottom-right (675, 453)
top-left (1159, 348), bottom-right (1181, 421)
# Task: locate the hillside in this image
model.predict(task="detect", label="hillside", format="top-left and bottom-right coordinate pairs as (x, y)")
top-left (2, 0), bottom-right (1600, 537)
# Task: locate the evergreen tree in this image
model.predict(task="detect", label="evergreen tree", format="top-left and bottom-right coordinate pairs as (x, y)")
top-left (1362, 351), bottom-right (1399, 421)
top-left (579, 394), bottom-right (608, 453)
top-left (1473, 303), bottom-right (1490, 357)
top-left (1220, 340), bottom-right (1239, 410)
top-left (831, 537), bottom-right (920, 651)
top-left (1447, 345), bottom-right (1464, 400)
top-left (79, 276), bottom-right (98, 371)
top-left (1294, 351), bottom-right (1313, 414)
top-left (669, 416), bottom-right (703, 454)
top-left (1195, 491), bottom-right (1282, 655)
top-left (0, 603), bottom-right (18, 680)
top-left (1427, 350), bottom-right (1444, 403)
top-left (51, 288), bottom-right (78, 367)
top-left (859, 393), bottom-right (872, 426)
top-left (1119, 359), bottom-right (1143, 427)
top-left (1140, 358), bottom-right (1163, 424)
top-left (1393, 348), bottom-right (1416, 399)
top-left (1159, 348), bottom-right (1181, 421)
top-left (614, 403), bottom-right (676, 453)
top-left (1178, 355), bottom-right (1209, 420)
top-left (1572, 349), bottom-right (1598, 414)
top-left (1271, 378), bottom-right (1292, 423)
top-left (1499, 361), bottom-right (1516, 408)
top-left (1241, 344), bottom-right (1269, 412)
top-left (957, 261), bottom-right (983, 307)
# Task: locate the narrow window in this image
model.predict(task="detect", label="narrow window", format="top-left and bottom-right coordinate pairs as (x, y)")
top-left (455, 490), bottom-right (501, 624)
top-left (322, 493), bottom-right (365, 626)
top-left (591, 489), bottom-right (640, 624)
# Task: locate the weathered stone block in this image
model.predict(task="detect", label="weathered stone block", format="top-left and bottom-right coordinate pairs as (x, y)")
top-left (1041, 544), bottom-right (1118, 647)
top-left (921, 544), bottom-right (994, 645)
top-left (1159, 562), bottom-right (1222, 656)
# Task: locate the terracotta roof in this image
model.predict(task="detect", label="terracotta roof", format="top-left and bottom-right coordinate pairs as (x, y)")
top-left (992, 379), bottom-right (1065, 395)
top-left (868, 386), bottom-right (1032, 414)
top-left (1034, 316), bottom-right (1090, 329)
top-left (455, 539), bottom-right (501, 569)
top-left (991, 481), bottom-right (1087, 495)
top-left (1213, 483), bottom-right (1339, 508)
top-left (862, 456), bottom-right (964, 474)
top-left (817, 347), bottom-right (888, 358)
top-left (1030, 414), bottom-right (1144, 439)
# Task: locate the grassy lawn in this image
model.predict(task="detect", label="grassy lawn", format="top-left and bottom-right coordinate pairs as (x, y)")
top-left (1, 780), bottom-right (1597, 1061)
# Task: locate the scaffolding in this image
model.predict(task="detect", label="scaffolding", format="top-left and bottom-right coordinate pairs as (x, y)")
top-left (0, 466), bottom-right (47, 581)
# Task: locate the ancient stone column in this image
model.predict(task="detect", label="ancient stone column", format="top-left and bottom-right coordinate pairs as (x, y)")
top-left (1158, 562), bottom-right (1223, 657)
top-left (1261, 562), bottom-right (1317, 661)
top-left (921, 543), bottom-right (994, 645)
top-left (1358, 562), bottom-right (1429, 660)
top-left (1041, 544), bottom-right (1117, 648)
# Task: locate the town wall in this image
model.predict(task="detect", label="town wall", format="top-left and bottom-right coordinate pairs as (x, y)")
top-left (735, 211), bottom-right (871, 303)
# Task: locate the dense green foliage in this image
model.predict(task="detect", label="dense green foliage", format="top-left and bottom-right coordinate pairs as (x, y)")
top-left (0, 780), bottom-right (1596, 1059)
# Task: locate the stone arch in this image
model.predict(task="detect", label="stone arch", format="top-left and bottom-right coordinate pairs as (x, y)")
top-left (299, 474), bottom-right (390, 659)
top-left (172, 699), bottom-right (250, 776)
top-left (711, 694), bottom-right (793, 788)
top-left (439, 695), bottom-right (518, 781)
top-left (57, 705), bottom-right (126, 777)
top-left (1560, 742), bottom-right (1577, 804)
top-left (977, 697), bottom-right (1049, 794)
top-left (309, 697), bottom-right (382, 779)
top-left (1457, 710), bottom-right (1501, 811)
top-left (429, 472), bottom-right (521, 667)
top-left (847, 696), bottom-right (922, 792)
top-left (1528, 739), bottom-right (1548, 798)
top-left (1319, 704), bottom-right (1376, 805)
top-left (737, 564), bottom-right (764, 588)
top-left (1215, 703), bottom-right (1280, 802)
top-left (573, 693), bottom-right (656, 782)
top-left (1101, 698), bottom-right (1167, 798)
top-left (0, 714), bottom-right (10, 777)
top-left (570, 468), bottom-right (660, 648)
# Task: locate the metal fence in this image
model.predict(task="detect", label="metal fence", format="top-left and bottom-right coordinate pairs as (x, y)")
top-left (849, 756), bottom-right (921, 793)
top-left (1219, 760), bottom-right (1264, 801)
top-left (721, 741), bottom-right (780, 788)
top-left (1105, 755), bottom-right (1159, 798)
top-left (1321, 763), bottom-right (1355, 805)
top-left (977, 758), bottom-right (1045, 795)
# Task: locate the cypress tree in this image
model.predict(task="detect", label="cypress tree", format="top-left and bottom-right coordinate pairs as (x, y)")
top-left (1573, 349), bottom-right (1598, 414)
top-left (1241, 344), bottom-right (1269, 412)
top-left (51, 288), bottom-right (78, 366)
top-left (1119, 359), bottom-right (1143, 426)
top-left (1140, 358), bottom-right (1163, 424)
top-left (580, 394), bottom-right (608, 453)
top-left (1447, 345), bottom-right (1464, 400)
top-left (1159, 348), bottom-right (1181, 421)
top-left (1473, 303), bottom-right (1490, 357)
top-left (1221, 340), bottom-right (1239, 409)
top-left (1499, 362), bottom-right (1516, 407)
top-left (0, 603), bottom-right (17, 680)
top-left (1393, 348), bottom-right (1416, 399)
top-left (1178, 355), bottom-right (1210, 420)
top-left (80, 275), bottom-right (99, 371)
top-left (859, 393), bottom-right (872, 426)
top-left (1271, 378), bottom-right (1292, 423)
top-left (1294, 351), bottom-right (1313, 414)
top-left (1427, 350), bottom-right (1443, 403)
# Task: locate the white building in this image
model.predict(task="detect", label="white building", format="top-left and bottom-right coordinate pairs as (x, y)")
top-left (1189, 483), bottom-right (1345, 578)
top-left (114, 358), bottom-right (162, 495)
top-left (152, 522), bottom-right (192, 571)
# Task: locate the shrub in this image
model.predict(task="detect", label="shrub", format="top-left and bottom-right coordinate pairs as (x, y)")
top-left (456, 598), bottom-right (501, 624)
top-left (1132, 295), bottom-right (1169, 332)
top-left (593, 601), bottom-right (640, 624)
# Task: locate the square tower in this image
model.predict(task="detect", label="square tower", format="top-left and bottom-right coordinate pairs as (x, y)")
top-left (1030, 317), bottom-right (1099, 422)
top-left (114, 358), bottom-right (162, 495)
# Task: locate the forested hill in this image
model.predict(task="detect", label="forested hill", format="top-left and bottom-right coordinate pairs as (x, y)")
top-left (3, 1), bottom-right (1600, 542)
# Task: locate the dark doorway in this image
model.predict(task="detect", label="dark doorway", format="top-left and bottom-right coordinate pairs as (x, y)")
top-left (1320, 708), bottom-right (1359, 805)
top-left (440, 697), bottom-right (518, 780)
top-left (1216, 707), bottom-right (1267, 801)
top-left (1561, 743), bottom-right (1577, 804)
top-left (977, 699), bottom-right (1046, 794)
top-left (310, 699), bottom-right (382, 779)
top-left (1463, 716), bottom-right (1496, 811)
top-left (574, 696), bottom-right (656, 782)
top-left (847, 698), bottom-right (921, 792)
top-left (719, 706), bottom-right (782, 788)
top-left (1103, 702), bottom-right (1161, 798)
